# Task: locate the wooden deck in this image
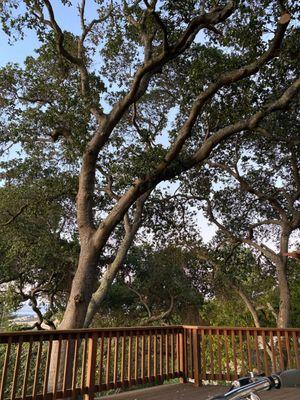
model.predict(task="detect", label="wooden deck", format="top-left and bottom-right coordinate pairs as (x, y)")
top-left (102, 383), bottom-right (300, 400)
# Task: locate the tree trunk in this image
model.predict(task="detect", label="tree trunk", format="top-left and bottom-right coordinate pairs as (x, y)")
top-left (276, 225), bottom-right (291, 329)
top-left (235, 287), bottom-right (261, 328)
top-left (180, 303), bottom-right (201, 325)
top-left (48, 237), bottom-right (100, 393)
top-left (59, 239), bottom-right (100, 329)
top-left (235, 287), bottom-right (276, 371)
top-left (275, 259), bottom-right (290, 329)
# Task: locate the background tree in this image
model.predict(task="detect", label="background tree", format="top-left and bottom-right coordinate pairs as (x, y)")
top-left (93, 243), bottom-right (205, 327)
top-left (0, 162), bottom-right (78, 328)
top-left (175, 20), bottom-right (300, 328)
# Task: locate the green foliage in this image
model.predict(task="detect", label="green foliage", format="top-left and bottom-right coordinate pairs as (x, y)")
top-left (93, 243), bottom-right (205, 327)
top-left (0, 0), bottom-right (299, 331)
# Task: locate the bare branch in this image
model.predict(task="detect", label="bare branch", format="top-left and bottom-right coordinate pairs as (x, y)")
top-left (143, 295), bottom-right (174, 325)
top-left (1, 204), bottom-right (28, 227)
top-left (127, 285), bottom-right (152, 318)
top-left (207, 160), bottom-right (287, 220)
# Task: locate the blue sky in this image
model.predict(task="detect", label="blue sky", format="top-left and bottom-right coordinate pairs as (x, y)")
top-left (0, 1), bottom-right (97, 65)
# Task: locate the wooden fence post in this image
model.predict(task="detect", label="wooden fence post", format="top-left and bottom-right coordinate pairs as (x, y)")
top-left (192, 328), bottom-right (201, 387)
top-left (85, 333), bottom-right (98, 400)
top-left (179, 329), bottom-right (187, 383)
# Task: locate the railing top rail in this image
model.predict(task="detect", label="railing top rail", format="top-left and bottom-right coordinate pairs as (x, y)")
top-left (1, 324), bottom-right (299, 343)
top-left (0, 325), bottom-right (183, 343)
top-left (183, 325), bottom-right (300, 333)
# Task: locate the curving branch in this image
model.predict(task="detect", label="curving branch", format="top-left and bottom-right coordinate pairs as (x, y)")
top-left (83, 190), bottom-right (151, 327)
top-left (93, 75), bottom-right (300, 249)
top-left (1, 204), bottom-right (28, 227)
top-left (205, 198), bottom-right (280, 265)
top-left (127, 284), bottom-right (175, 325)
top-left (206, 160), bottom-right (287, 220)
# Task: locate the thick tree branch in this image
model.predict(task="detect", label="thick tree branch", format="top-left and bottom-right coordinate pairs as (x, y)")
top-left (41, 0), bottom-right (106, 125)
top-left (83, 191), bottom-right (150, 327)
top-left (79, 5), bottom-right (291, 235)
top-left (234, 286), bottom-right (261, 328)
top-left (94, 76), bottom-right (300, 249)
top-left (106, 2), bottom-right (237, 135)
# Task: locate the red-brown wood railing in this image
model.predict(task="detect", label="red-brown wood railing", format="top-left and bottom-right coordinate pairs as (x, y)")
top-left (0, 325), bottom-right (299, 400)
top-left (183, 326), bottom-right (300, 385)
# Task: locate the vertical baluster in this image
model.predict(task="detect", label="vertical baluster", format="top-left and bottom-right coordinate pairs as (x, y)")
top-left (121, 333), bottom-right (126, 385)
top-left (183, 328), bottom-right (188, 381)
top-left (106, 334), bottom-right (111, 388)
top-left (171, 330), bottom-right (175, 376)
top-left (141, 333), bottom-right (145, 383)
top-left (246, 330), bottom-right (252, 372)
top-left (43, 337), bottom-right (53, 397)
top-left (127, 334), bottom-right (132, 385)
top-left (32, 336), bottom-right (43, 400)
top-left (201, 329), bottom-right (206, 381)
top-left (153, 331), bottom-right (157, 379)
top-left (216, 329), bottom-right (222, 380)
top-left (53, 335), bottom-right (62, 399)
top-left (134, 335), bottom-right (138, 383)
top-left (269, 331), bottom-right (277, 372)
top-left (292, 331), bottom-right (300, 368)
top-left (254, 331), bottom-right (261, 372)
top-left (147, 333), bottom-right (151, 381)
top-left (72, 334), bottom-right (80, 399)
top-left (11, 336), bottom-right (23, 400)
top-left (165, 331), bottom-right (169, 377)
top-left (277, 330), bottom-right (284, 370)
top-left (85, 333), bottom-right (98, 400)
top-left (231, 330), bottom-right (238, 379)
top-left (22, 336), bottom-right (33, 399)
top-left (209, 328), bottom-right (214, 380)
top-left (284, 331), bottom-right (292, 369)
top-left (175, 331), bottom-right (179, 374)
top-left (224, 330), bottom-right (230, 381)
top-left (81, 334), bottom-right (88, 393)
top-left (159, 332), bottom-right (163, 379)
top-left (62, 335), bottom-right (71, 397)
top-left (113, 334), bottom-right (119, 387)
top-left (192, 329), bottom-right (201, 387)
top-left (261, 330), bottom-right (269, 375)
top-left (0, 336), bottom-right (12, 400)
top-left (238, 330), bottom-right (245, 375)
top-left (178, 330), bottom-right (186, 382)
top-left (98, 333), bottom-right (104, 389)
top-left (191, 329), bottom-right (195, 379)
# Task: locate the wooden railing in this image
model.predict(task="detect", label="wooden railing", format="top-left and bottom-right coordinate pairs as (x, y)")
top-left (183, 326), bottom-right (300, 385)
top-left (0, 325), bottom-right (299, 399)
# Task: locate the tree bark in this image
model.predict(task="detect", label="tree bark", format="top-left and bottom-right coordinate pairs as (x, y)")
top-left (59, 238), bottom-right (100, 329)
top-left (235, 287), bottom-right (261, 328)
top-left (47, 238), bottom-right (100, 393)
top-left (83, 192), bottom-right (149, 327)
top-left (276, 225), bottom-right (291, 328)
top-left (83, 229), bottom-right (137, 327)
